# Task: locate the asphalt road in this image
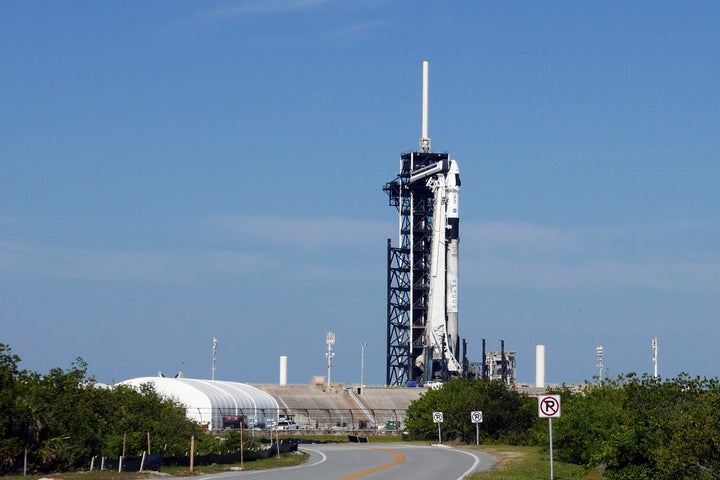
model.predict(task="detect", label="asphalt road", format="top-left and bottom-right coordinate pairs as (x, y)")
top-left (193, 443), bottom-right (495, 480)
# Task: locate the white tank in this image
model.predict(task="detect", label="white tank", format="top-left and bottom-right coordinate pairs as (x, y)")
top-left (535, 345), bottom-right (545, 388)
top-left (279, 355), bottom-right (288, 385)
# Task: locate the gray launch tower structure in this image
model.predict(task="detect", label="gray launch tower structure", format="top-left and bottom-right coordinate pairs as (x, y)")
top-left (384, 61), bottom-right (464, 386)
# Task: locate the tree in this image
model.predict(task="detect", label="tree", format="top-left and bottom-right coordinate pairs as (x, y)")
top-left (405, 378), bottom-right (536, 444)
top-left (0, 344), bottom-right (24, 474)
top-left (0, 344), bottom-right (208, 473)
top-left (552, 373), bottom-right (720, 480)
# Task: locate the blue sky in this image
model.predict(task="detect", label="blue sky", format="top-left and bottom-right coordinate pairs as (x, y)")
top-left (2, 1), bottom-right (719, 386)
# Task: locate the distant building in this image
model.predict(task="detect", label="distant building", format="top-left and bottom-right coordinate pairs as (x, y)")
top-left (485, 350), bottom-right (517, 385)
top-left (119, 377), bottom-right (279, 431)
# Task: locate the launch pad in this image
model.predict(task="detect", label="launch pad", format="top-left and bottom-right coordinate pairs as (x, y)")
top-left (384, 62), bottom-right (465, 386)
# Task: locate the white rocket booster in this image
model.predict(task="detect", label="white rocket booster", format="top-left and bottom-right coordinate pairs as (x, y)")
top-left (445, 160), bottom-right (460, 358)
top-left (425, 160), bottom-right (462, 374)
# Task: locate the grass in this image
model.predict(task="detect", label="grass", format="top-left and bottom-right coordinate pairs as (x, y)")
top-left (3, 451), bottom-right (309, 480)
top-left (466, 445), bottom-right (602, 480)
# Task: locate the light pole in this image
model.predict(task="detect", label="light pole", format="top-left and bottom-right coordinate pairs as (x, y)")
top-left (360, 342), bottom-right (367, 393)
top-left (596, 345), bottom-right (604, 384)
top-left (325, 331), bottom-right (335, 390)
top-left (652, 337), bottom-right (658, 379)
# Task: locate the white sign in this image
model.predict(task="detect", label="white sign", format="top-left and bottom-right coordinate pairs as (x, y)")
top-left (470, 411), bottom-right (483, 423)
top-left (432, 411), bottom-right (444, 423)
top-left (538, 395), bottom-right (561, 418)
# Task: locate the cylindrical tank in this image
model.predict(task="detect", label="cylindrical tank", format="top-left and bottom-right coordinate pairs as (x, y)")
top-left (279, 355), bottom-right (287, 385)
top-left (535, 345), bottom-right (545, 388)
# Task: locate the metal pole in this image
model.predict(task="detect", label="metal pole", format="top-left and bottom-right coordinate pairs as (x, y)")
top-left (360, 342), bottom-right (367, 392)
top-left (275, 425), bottom-right (280, 458)
top-left (549, 418), bottom-right (554, 480)
top-left (438, 423), bottom-right (442, 444)
top-left (475, 423), bottom-right (479, 445)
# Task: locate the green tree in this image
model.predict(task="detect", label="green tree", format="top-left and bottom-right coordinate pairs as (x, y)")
top-left (405, 378), bottom-right (535, 444)
top-left (0, 344), bottom-right (24, 474)
top-left (553, 373), bottom-right (720, 480)
top-left (0, 344), bottom-right (208, 473)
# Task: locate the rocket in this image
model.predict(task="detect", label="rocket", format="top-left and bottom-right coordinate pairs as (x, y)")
top-left (445, 160), bottom-right (460, 361)
top-left (424, 159), bottom-right (462, 379)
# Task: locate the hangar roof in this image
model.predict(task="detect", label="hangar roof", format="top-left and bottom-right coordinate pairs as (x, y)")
top-left (120, 377), bottom-right (279, 430)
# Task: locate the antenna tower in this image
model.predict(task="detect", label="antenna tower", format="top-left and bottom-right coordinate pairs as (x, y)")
top-left (211, 337), bottom-right (217, 381)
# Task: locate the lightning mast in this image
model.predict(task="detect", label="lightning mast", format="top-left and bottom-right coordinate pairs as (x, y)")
top-left (384, 61), bottom-right (463, 386)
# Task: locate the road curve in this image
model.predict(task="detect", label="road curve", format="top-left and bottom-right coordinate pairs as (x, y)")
top-left (192, 443), bottom-right (495, 480)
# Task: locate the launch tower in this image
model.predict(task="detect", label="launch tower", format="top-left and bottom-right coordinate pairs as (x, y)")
top-left (384, 61), bottom-right (464, 386)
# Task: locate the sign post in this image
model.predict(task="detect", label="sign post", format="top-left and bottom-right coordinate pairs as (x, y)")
top-left (470, 411), bottom-right (483, 445)
top-left (432, 411), bottom-right (444, 444)
top-left (538, 395), bottom-right (561, 480)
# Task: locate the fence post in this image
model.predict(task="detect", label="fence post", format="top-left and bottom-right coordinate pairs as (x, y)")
top-left (189, 434), bottom-right (195, 474)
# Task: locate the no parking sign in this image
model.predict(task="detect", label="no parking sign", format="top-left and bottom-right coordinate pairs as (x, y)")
top-left (538, 394), bottom-right (561, 479)
top-left (538, 395), bottom-right (561, 418)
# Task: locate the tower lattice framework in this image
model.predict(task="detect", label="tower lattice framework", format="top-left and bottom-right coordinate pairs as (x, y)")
top-left (384, 151), bottom-right (450, 386)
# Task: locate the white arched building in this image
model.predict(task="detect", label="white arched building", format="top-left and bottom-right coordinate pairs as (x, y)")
top-left (120, 377), bottom-right (279, 431)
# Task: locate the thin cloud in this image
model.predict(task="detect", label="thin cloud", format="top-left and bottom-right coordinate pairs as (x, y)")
top-left (473, 258), bottom-right (720, 292)
top-left (465, 221), bottom-right (577, 249)
top-left (0, 243), bottom-right (270, 282)
top-left (203, 214), bottom-right (392, 248)
top-left (5, 215), bottom-right (717, 292)
top-left (321, 18), bottom-right (390, 40)
top-left (164, 0), bottom-right (390, 45)
top-left (169, 0), bottom-right (343, 32)
top-left (459, 220), bottom-right (720, 292)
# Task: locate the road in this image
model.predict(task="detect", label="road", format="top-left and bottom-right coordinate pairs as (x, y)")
top-left (192, 443), bottom-right (495, 480)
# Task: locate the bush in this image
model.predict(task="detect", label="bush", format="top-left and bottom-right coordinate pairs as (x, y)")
top-left (405, 378), bottom-right (536, 444)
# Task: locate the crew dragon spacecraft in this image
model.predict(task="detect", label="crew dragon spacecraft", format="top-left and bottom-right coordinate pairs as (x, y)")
top-left (384, 61), bottom-right (465, 386)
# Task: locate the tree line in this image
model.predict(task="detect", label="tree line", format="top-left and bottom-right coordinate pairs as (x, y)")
top-left (0, 344), bottom-right (207, 474)
top-left (5, 339), bottom-right (720, 479)
top-left (405, 374), bottom-right (720, 479)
